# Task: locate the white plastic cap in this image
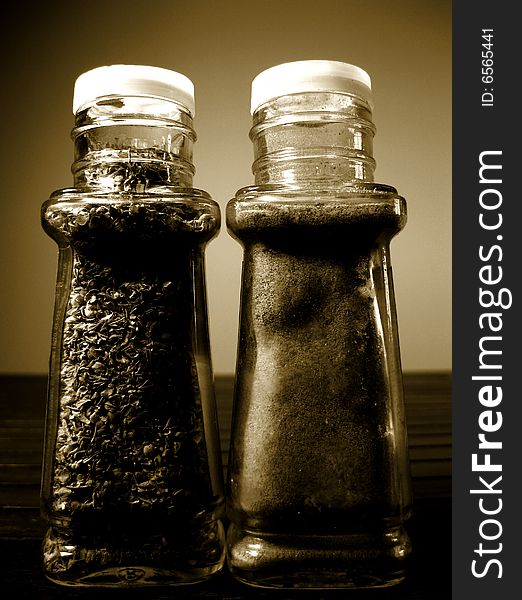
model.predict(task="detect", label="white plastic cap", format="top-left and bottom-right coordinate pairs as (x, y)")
top-left (250, 60), bottom-right (373, 114)
top-left (72, 64), bottom-right (195, 116)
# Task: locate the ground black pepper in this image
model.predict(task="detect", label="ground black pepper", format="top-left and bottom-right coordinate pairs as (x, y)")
top-left (226, 191), bottom-right (411, 587)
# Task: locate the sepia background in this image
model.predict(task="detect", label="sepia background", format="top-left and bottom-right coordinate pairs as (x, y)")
top-left (0, 0), bottom-right (451, 376)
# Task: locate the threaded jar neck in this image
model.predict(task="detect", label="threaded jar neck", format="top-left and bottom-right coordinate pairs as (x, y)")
top-left (71, 96), bottom-right (196, 190)
top-left (250, 92), bottom-right (376, 185)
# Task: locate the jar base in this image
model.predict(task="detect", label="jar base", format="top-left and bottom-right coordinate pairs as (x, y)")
top-left (226, 522), bottom-right (411, 589)
top-left (44, 564), bottom-right (224, 588)
top-left (42, 522), bottom-right (225, 587)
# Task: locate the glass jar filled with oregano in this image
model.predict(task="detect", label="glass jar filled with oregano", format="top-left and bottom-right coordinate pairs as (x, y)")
top-left (226, 60), bottom-right (412, 589)
top-left (41, 65), bottom-right (225, 587)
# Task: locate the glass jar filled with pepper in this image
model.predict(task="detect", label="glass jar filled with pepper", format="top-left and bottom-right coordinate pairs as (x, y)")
top-left (41, 65), bottom-right (225, 587)
top-left (226, 60), bottom-right (412, 589)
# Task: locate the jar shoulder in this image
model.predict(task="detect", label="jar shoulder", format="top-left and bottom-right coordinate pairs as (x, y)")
top-left (227, 183), bottom-right (406, 239)
top-left (42, 187), bottom-right (221, 243)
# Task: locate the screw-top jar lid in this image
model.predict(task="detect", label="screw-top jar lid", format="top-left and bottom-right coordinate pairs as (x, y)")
top-left (250, 60), bottom-right (373, 114)
top-left (72, 64), bottom-right (196, 116)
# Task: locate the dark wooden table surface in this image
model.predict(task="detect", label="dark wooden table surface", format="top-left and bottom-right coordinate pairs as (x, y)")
top-left (0, 372), bottom-right (451, 598)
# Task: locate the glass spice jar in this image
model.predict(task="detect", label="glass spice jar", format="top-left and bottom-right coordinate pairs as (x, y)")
top-left (40, 65), bottom-right (225, 586)
top-left (226, 60), bottom-right (412, 589)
